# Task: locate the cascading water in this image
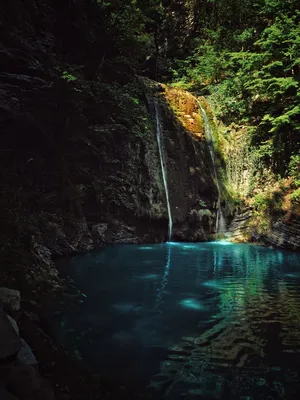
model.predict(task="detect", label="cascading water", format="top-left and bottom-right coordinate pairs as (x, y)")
top-left (154, 100), bottom-right (173, 242)
top-left (197, 100), bottom-right (226, 234)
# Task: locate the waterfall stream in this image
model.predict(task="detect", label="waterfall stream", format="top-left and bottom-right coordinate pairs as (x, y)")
top-left (197, 100), bottom-right (226, 234)
top-left (154, 100), bottom-right (173, 241)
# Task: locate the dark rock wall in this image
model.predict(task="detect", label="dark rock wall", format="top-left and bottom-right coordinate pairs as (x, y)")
top-left (0, 2), bottom-right (218, 288)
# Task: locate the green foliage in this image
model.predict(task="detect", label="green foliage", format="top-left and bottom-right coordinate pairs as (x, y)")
top-left (51, 0), bottom-right (300, 197)
top-left (61, 71), bottom-right (78, 82)
top-left (289, 155), bottom-right (300, 186)
top-left (199, 200), bottom-right (207, 208)
top-left (251, 139), bottom-right (274, 164)
top-left (290, 188), bottom-right (300, 206)
top-left (131, 97), bottom-right (140, 105)
top-left (253, 193), bottom-right (269, 210)
top-left (253, 190), bottom-right (283, 213)
top-left (170, 2), bottom-right (300, 179)
top-left (94, 0), bottom-right (164, 65)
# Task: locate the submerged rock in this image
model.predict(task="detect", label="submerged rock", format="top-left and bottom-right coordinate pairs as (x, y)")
top-left (0, 308), bottom-right (21, 361)
top-left (0, 288), bottom-right (20, 313)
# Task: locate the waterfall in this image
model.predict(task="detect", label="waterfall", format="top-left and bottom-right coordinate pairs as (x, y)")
top-left (197, 100), bottom-right (226, 234)
top-left (154, 100), bottom-right (173, 242)
top-left (216, 205), bottom-right (227, 234)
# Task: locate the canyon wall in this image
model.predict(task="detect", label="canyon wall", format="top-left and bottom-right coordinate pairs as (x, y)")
top-left (0, 1), bottom-right (218, 288)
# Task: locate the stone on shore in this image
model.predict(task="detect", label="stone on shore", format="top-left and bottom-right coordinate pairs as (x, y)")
top-left (6, 315), bottom-right (19, 335)
top-left (17, 339), bottom-right (38, 366)
top-left (0, 309), bottom-right (22, 360)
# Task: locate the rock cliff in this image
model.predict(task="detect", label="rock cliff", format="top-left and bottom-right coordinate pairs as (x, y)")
top-left (0, 2), bottom-right (218, 289)
top-left (223, 125), bottom-right (300, 251)
top-left (229, 209), bottom-right (300, 251)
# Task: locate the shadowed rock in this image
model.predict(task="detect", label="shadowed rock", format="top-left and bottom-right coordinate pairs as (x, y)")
top-left (17, 339), bottom-right (38, 366)
top-left (6, 315), bottom-right (19, 335)
top-left (0, 309), bottom-right (21, 361)
top-left (0, 288), bottom-right (20, 313)
top-left (8, 365), bottom-right (41, 399)
top-left (8, 365), bottom-right (54, 400)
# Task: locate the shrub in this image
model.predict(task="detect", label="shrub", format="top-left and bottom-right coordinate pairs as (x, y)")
top-left (290, 188), bottom-right (300, 207)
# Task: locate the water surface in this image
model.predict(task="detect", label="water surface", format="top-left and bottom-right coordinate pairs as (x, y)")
top-left (54, 242), bottom-right (300, 399)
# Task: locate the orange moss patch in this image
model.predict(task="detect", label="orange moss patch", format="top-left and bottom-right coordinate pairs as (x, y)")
top-left (162, 86), bottom-right (205, 139)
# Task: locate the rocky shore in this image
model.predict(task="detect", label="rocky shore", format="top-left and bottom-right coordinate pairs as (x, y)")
top-left (0, 287), bottom-right (54, 400)
top-left (0, 282), bottom-right (152, 400)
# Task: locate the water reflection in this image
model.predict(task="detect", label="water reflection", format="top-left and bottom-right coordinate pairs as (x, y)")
top-left (155, 243), bottom-right (172, 312)
top-left (179, 298), bottom-right (203, 310)
top-left (53, 243), bottom-right (300, 399)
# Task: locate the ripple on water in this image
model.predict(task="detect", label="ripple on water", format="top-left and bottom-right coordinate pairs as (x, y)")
top-left (179, 298), bottom-right (204, 310)
top-left (54, 242), bottom-right (300, 399)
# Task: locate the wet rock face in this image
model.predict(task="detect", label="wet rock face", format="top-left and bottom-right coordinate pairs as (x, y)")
top-left (227, 209), bottom-right (253, 243)
top-left (155, 86), bottom-right (218, 240)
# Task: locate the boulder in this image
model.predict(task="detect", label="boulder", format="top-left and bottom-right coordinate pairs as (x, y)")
top-left (0, 309), bottom-right (22, 361)
top-left (4, 314), bottom-right (38, 365)
top-left (6, 315), bottom-right (19, 335)
top-left (17, 339), bottom-right (38, 366)
top-left (0, 288), bottom-right (20, 313)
